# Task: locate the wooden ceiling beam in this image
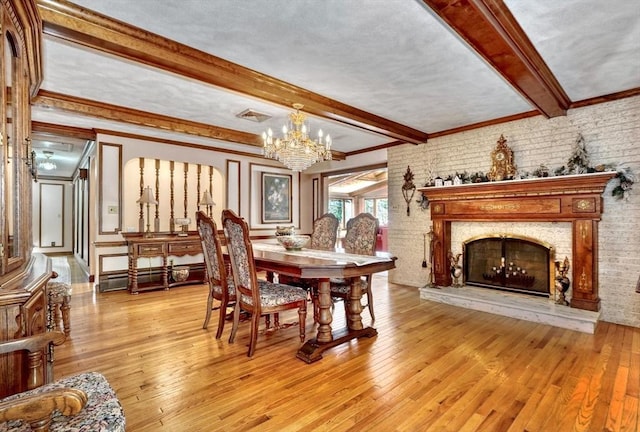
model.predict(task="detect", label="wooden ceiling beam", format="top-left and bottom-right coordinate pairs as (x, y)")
top-left (31, 121), bottom-right (95, 140)
top-left (34, 90), bottom-right (264, 146)
top-left (32, 91), bottom-right (347, 160)
top-left (422, 0), bottom-right (570, 118)
top-left (37, 0), bottom-right (429, 144)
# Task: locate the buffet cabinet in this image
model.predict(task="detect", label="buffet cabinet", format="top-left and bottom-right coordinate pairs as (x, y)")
top-left (122, 232), bottom-right (206, 294)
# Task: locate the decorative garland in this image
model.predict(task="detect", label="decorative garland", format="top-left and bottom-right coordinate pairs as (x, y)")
top-left (416, 134), bottom-right (635, 206)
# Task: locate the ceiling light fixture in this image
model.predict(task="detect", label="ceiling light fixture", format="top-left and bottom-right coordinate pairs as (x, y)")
top-left (262, 103), bottom-right (332, 171)
top-left (38, 150), bottom-right (57, 171)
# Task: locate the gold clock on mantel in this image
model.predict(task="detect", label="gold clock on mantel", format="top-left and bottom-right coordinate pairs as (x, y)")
top-left (488, 134), bottom-right (517, 181)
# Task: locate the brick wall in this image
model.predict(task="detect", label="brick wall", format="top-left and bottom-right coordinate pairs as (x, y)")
top-left (388, 96), bottom-right (640, 327)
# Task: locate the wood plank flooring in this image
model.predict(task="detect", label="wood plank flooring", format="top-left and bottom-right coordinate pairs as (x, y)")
top-left (55, 257), bottom-right (639, 432)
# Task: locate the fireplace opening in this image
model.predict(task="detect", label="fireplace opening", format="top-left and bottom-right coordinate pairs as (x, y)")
top-left (463, 235), bottom-right (554, 297)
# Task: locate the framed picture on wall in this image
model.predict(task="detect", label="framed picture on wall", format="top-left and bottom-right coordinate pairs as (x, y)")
top-left (261, 172), bottom-right (292, 224)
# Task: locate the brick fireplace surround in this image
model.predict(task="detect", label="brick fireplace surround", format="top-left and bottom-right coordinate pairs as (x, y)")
top-left (418, 172), bottom-right (616, 316)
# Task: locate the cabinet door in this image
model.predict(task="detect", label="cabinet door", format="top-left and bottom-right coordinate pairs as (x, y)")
top-left (0, 1), bottom-right (40, 277)
top-left (22, 285), bottom-right (47, 336)
top-left (0, 283), bottom-right (47, 398)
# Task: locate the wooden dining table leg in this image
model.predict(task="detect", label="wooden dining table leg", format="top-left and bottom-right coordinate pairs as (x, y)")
top-left (315, 278), bottom-right (333, 343)
top-left (297, 276), bottom-right (378, 363)
top-left (347, 278), bottom-right (364, 331)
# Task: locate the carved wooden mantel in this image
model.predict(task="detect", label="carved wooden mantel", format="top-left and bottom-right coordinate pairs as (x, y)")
top-left (418, 172), bottom-right (617, 312)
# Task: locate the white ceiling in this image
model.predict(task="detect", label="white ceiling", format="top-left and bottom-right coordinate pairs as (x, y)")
top-left (31, 0), bottom-right (640, 177)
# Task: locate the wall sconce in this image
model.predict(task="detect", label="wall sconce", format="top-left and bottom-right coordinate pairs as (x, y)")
top-left (27, 150), bottom-right (37, 181)
top-left (199, 189), bottom-right (216, 218)
top-left (137, 186), bottom-right (158, 237)
top-left (23, 138), bottom-right (37, 181)
top-left (402, 166), bottom-right (416, 216)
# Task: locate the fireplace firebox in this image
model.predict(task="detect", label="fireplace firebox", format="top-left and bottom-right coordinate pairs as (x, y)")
top-left (463, 235), bottom-right (553, 297)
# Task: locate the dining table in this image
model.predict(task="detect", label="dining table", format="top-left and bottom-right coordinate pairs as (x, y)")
top-left (250, 242), bottom-right (397, 363)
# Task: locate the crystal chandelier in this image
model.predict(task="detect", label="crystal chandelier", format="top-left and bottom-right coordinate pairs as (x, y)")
top-left (262, 103), bottom-right (332, 171)
top-left (38, 150), bottom-right (57, 171)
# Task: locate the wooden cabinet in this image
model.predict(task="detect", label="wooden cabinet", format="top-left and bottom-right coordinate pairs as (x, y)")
top-left (0, 254), bottom-right (51, 398)
top-left (0, 0), bottom-right (50, 399)
top-left (122, 232), bottom-right (205, 294)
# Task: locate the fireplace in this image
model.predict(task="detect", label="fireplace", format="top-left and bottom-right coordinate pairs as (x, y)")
top-left (418, 172), bottom-right (616, 311)
top-left (463, 235), bottom-right (553, 297)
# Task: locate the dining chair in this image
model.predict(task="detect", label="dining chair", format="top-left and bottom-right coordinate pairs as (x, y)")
top-left (222, 209), bottom-right (308, 357)
top-left (279, 213), bottom-right (340, 319)
top-left (330, 212), bottom-right (379, 322)
top-left (0, 331), bottom-right (125, 432)
top-left (196, 210), bottom-right (237, 339)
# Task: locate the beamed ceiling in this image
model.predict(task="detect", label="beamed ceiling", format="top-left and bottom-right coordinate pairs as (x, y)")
top-left (30, 0), bottom-right (640, 177)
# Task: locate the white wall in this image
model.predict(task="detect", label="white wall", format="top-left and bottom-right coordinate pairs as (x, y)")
top-left (388, 96), bottom-right (640, 327)
top-left (91, 133), bottom-right (316, 285)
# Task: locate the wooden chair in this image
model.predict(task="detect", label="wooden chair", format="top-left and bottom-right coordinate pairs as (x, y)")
top-left (196, 210), bottom-right (236, 339)
top-left (222, 209), bottom-right (308, 357)
top-left (0, 331), bottom-right (125, 432)
top-left (330, 213), bottom-right (379, 322)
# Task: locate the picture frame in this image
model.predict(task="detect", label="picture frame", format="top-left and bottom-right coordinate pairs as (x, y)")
top-left (261, 172), bottom-right (292, 224)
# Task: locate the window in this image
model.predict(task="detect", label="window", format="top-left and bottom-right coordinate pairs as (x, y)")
top-left (329, 198), bottom-right (353, 229)
top-left (364, 198), bottom-right (388, 226)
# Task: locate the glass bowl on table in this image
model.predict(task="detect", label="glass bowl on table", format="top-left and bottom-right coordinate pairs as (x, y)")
top-left (276, 235), bottom-right (310, 251)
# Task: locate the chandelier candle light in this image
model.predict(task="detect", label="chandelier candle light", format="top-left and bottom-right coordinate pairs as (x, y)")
top-left (262, 103), bottom-right (332, 171)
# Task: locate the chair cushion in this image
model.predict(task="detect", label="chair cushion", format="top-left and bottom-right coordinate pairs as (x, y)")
top-left (48, 282), bottom-right (72, 298)
top-left (0, 372), bottom-right (125, 432)
top-left (239, 281), bottom-right (307, 307)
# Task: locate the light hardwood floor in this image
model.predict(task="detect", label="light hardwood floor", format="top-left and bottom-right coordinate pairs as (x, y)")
top-left (56, 257), bottom-right (639, 432)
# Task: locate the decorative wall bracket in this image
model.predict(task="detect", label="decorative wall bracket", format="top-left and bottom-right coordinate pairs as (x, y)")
top-left (402, 166), bottom-right (416, 216)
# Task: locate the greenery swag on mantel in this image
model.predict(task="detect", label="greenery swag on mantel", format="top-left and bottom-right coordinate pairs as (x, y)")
top-left (416, 134), bottom-right (635, 210)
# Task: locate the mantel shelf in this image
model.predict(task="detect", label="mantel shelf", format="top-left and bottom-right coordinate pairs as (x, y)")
top-left (418, 172), bottom-right (617, 201)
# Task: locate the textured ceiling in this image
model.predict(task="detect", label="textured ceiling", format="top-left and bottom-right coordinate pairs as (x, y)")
top-left (31, 0), bottom-right (640, 176)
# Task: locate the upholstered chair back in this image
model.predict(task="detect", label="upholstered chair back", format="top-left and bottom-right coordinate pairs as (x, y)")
top-left (196, 211), bottom-right (228, 290)
top-left (310, 213), bottom-right (339, 250)
top-left (343, 213), bottom-right (379, 256)
top-left (222, 210), bottom-right (260, 311)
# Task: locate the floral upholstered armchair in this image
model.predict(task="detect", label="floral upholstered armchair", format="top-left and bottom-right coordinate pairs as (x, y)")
top-left (0, 331), bottom-right (125, 431)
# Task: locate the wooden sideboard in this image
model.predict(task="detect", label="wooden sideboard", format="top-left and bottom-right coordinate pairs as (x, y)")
top-left (122, 232), bottom-right (206, 294)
